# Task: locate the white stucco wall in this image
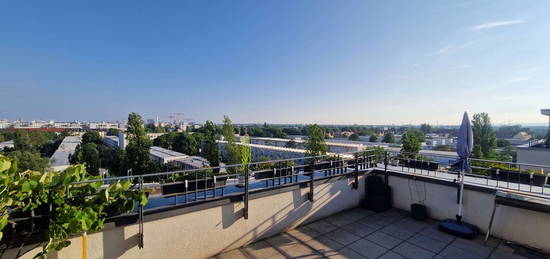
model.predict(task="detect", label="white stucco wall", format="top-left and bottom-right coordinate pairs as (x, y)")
top-left (386, 174), bottom-right (550, 252)
top-left (6, 175), bottom-right (366, 259)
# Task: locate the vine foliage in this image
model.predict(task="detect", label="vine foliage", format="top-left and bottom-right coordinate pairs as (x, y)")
top-left (0, 155), bottom-right (147, 258)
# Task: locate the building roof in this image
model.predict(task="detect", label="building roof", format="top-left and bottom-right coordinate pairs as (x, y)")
top-left (49, 136), bottom-right (81, 167)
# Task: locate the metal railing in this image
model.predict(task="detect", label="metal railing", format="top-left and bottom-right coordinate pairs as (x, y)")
top-left (5, 147), bottom-right (550, 249)
top-left (382, 150), bottom-right (550, 197)
top-left (3, 149), bottom-right (379, 248)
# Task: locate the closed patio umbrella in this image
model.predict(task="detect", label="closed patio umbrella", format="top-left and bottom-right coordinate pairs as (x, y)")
top-left (438, 112), bottom-right (479, 239)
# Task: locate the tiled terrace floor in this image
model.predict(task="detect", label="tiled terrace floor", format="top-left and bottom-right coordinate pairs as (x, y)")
top-left (214, 207), bottom-right (534, 259)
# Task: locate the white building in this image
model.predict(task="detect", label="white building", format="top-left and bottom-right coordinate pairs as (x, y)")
top-left (49, 136), bottom-right (81, 171)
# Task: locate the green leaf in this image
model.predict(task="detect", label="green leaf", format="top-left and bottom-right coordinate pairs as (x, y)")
top-left (0, 156), bottom-right (11, 172)
top-left (21, 181), bottom-right (32, 192)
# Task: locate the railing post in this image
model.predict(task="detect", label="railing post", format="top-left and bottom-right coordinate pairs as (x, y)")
top-left (353, 154), bottom-right (359, 190)
top-left (308, 161), bottom-right (315, 202)
top-left (138, 173), bottom-right (144, 249)
top-left (384, 151), bottom-right (389, 185)
top-left (244, 165), bottom-right (249, 220)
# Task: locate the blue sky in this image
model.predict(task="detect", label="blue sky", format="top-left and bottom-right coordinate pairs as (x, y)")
top-left (1, 1), bottom-right (549, 125)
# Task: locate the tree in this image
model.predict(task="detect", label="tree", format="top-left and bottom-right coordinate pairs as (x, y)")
top-left (401, 130), bottom-right (421, 155)
top-left (153, 132), bottom-right (177, 149)
top-left (81, 142), bottom-right (100, 174)
top-left (222, 116), bottom-right (241, 168)
top-left (173, 132), bottom-right (200, 155)
top-left (7, 150), bottom-right (49, 172)
top-left (496, 139), bottom-right (511, 148)
top-left (14, 131), bottom-right (33, 151)
top-left (202, 120), bottom-right (220, 168)
top-left (472, 113), bottom-right (497, 159)
top-left (407, 128), bottom-right (426, 143)
top-left (420, 123), bottom-right (433, 134)
top-left (239, 135), bottom-right (252, 172)
top-left (348, 133), bottom-right (360, 141)
top-left (106, 128), bottom-right (121, 136)
top-left (383, 132), bottom-right (395, 143)
top-left (305, 125), bottom-right (328, 157)
top-left (82, 131), bottom-right (102, 145)
top-left (369, 135), bottom-right (378, 142)
top-left (125, 112), bottom-right (152, 174)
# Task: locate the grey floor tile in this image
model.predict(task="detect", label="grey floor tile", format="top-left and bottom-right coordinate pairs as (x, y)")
top-left (347, 238), bottom-right (387, 259)
top-left (326, 229), bottom-right (362, 246)
top-left (307, 219), bottom-right (339, 234)
top-left (326, 213), bottom-right (357, 227)
top-left (243, 240), bottom-right (286, 259)
top-left (350, 207), bottom-right (377, 217)
top-left (380, 225), bottom-right (415, 240)
top-left (279, 242), bottom-right (322, 259)
top-left (450, 237), bottom-right (498, 258)
top-left (265, 233), bottom-right (299, 249)
top-left (418, 224), bottom-right (456, 244)
top-left (378, 251), bottom-right (407, 259)
top-left (394, 218), bottom-right (431, 233)
top-left (287, 225), bottom-right (322, 242)
top-left (213, 248), bottom-right (250, 259)
top-left (365, 231), bottom-right (402, 249)
top-left (370, 214), bottom-right (400, 226)
top-left (359, 216), bottom-right (387, 229)
top-left (306, 235), bottom-right (344, 256)
top-left (329, 247), bottom-right (367, 259)
top-left (407, 234), bottom-right (447, 253)
top-left (392, 242), bottom-right (435, 259)
top-left (488, 243), bottom-right (529, 259)
top-left (438, 245), bottom-right (485, 259)
top-left (339, 209), bottom-right (367, 221)
top-left (342, 222), bottom-right (377, 237)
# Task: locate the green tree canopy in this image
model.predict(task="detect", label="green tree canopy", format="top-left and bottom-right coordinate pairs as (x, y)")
top-left (125, 112), bottom-right (152, 174)
top-left (202, 120), bottom-right (220, 168)
top-left (420, 123), bottom-right (433, 134)
top-left (401, 130), bottom-right (421, 155)
top-left (173, 132), bottom-right (200, 156)
top-left (106, 128), bottom-right (122, 136)
top-left (305, 124), bottom-right (328, 157)
top-left (472, 113), bottom-right (497, 159)
top-left (7, 150), bottom-right (49, 172)
top-left (348, 133), bottom-right (360, 141)
top-left (81, 142), bottom-right (100, 174)
top-left (82, 131), bottom-right (102, 145)
top-left (369, 135), bottom-right (378, 142)
top-left (222, 116), bottom-right (241, 168)
top-left (382, 132), bottom-right (395, 143)
top-left (14, 131), bottom-right (33, 151)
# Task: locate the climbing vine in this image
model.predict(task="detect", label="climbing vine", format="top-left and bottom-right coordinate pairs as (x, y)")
top-left (0, 155), bottom-right (147, 258)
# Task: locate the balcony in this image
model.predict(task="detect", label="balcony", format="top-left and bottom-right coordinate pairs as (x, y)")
top-left (2, 150), bottom-right (550, 259)
top-left (215, 207), bottom-right (524, 259)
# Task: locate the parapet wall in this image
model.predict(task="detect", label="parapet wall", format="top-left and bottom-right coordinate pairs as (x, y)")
top-left (5, 174), bottom-right (366, 259)
top-left (384, 171), bottom-right (550, 252)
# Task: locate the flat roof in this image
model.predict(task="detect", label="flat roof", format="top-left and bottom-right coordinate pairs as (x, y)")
top-left (541, 109), bottom-right (550, 116)
top-left (149, 146), bottom-right (189, 159)
top-left (49, 136), bottom-right (81, 167)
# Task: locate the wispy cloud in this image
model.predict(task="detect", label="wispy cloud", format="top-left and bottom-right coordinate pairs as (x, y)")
top-left (470, 20), bottom-right (525, 31)
top-left (430, 41), bottom-right (476, 57)
top-left (451, 65), bottom-right (471, 70)
top-left (510, 76), bottom-right (532, 82)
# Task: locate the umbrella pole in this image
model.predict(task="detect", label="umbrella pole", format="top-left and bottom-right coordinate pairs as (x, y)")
top-left (456, 169), bottom-right (464, 224)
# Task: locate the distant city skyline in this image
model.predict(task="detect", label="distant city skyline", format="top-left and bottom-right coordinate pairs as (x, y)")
top-left (1, 1), bottom-right (549, 125)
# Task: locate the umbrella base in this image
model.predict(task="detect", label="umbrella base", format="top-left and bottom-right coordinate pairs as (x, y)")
top-left (439, 218), bottom-right (479, 239)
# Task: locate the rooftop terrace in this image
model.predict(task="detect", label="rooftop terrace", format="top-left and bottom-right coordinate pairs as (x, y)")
top-left (215, 207), bottom-right (534, 259)
top-left (3, 149), bottom-right (550, 259)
